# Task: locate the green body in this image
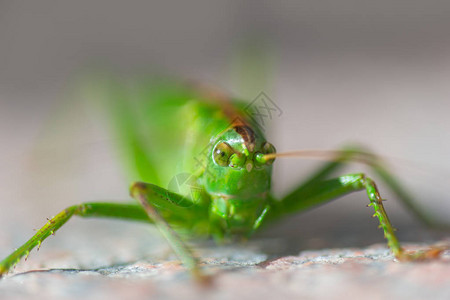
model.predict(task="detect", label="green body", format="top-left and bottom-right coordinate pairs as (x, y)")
top-left (104, 80), bottom-right (273, 239)
top-left (0, 78), bottom-right (445, 279)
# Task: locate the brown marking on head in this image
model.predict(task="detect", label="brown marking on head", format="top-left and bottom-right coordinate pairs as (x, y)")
top-left (234, 125), bottom-right (256, 152)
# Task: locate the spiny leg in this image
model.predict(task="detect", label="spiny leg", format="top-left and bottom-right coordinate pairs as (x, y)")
top-left (268, 173), bottom-right (445, 260)
top-left (297, 146), bottom-right (446, 228)
top-left (0, 203), bottom-right (151, 277)
top-left (1, 189), bottom-right (209, 278)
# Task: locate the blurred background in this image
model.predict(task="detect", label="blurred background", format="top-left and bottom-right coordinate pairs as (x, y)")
top-left (1, 0), bottom-right (450, 264)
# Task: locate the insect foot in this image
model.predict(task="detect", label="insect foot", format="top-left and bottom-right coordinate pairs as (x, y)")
top-left (396, 245), bottom-right (449, 261)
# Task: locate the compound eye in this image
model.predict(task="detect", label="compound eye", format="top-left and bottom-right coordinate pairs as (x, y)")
top-left (213, 142), bottom-right (234, 167)
top-left (262, 142), bottom-right (276, 165)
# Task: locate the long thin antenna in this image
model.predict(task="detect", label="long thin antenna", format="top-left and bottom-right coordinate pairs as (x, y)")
top-left (262, 149), bottom-right (381, 165)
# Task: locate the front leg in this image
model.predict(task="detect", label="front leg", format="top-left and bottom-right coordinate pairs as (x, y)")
top-left (129, 182), bottom-right (209, 282)
top-left (267, 173), bottom-right (446, 260)
top-left (0, 184), bottom-right (209, 278)
top-left (0, 202), bottom-right (152, 276)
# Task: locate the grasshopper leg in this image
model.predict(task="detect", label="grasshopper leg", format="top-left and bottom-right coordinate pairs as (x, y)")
top-left (0, 202), bottom-right (152, 277)
top-left (268, 173), bottom-right (446, 261)
top-left (1, 187), bottom-right (209, 279)
top-left (130, 182), bottom-right (209, 283)
top-left (300, 145), bottom-right (447, 229)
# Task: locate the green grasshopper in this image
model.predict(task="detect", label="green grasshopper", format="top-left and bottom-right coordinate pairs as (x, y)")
top-left (0, 78), bottom-right (445, 280)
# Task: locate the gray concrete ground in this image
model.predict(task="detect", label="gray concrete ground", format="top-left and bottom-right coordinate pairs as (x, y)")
top-left (0, 230), bottom-right (449, 300)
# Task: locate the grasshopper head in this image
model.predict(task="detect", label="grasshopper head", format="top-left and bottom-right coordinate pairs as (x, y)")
top-left (203, 125), bottom-right (275, 197)
top-left (202, 126), bottom-right (275, 237)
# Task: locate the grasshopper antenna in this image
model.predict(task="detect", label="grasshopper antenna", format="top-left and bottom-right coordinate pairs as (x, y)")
top-left (259, 149), bottom-right (381, 165)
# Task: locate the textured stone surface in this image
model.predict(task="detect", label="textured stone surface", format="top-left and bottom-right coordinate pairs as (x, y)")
top-left (1, 239), bottom-right (449, 300)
